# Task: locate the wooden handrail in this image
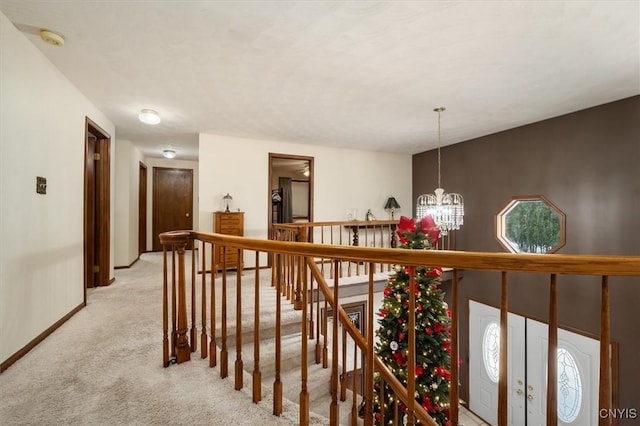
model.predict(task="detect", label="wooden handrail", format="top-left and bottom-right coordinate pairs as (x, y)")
top-left (159, 229), bottom-right (640, 426)
top-left (188, 231), bottom-right (640, 276)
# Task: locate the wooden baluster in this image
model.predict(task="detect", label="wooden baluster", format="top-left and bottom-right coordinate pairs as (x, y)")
top-left (190, 238), bottom-right (197, 352)
top-left (364, 224), bottom-right (369, 276)
top-left (294, 228), bottom-right (307, 310)
top-left (547, 274), bottom-right (558, 426)
top-left (323, 297), bottom-right (329, 368)
top-left (235, 248), bottom-right (244, 390)
top-left (341, 327), bottom-right (347, 401)
top-left (364, 264), bottom-right (375, 425)
top-left (209, 243), bottom-right (217, 368)
top-left (356, 227), bottom-right (362, 276)
top-left (171, 247), bottom-right (177, 359)
top-left (273, 253), bottom-right (283, 416)
top-left (351, 339), bottom-right (359, 425)
top-left (322, 225), bottom-right (328, 279)
top-left (175, 238), bottom-right (191, 364)
top-left (253, 251), bottom-right (262, 403)
top-left (498, 271), bottom-right (508, 426)
top-left (379, 225), bottom-right (384, 272)
top-left (283, 251), bottom-right (289, 300)
top-left (407, 269), bottom-right (416, 426)
top-left (380, 378), bottom-right (386, 422)
top-left (220, 247), bottom-right (228, 378)
top-left (330, 260), bottom-right (340, 425)
top-left (599, 276), bottom-right (611, 426)
top-left (450, 269), bottom-right (459, 424)
top-left (300, 254), bottom-right (310, 425)
top-left (287, 252), bottom-right (293, 301)
top-left (394, 397), bottom-right (399, 424)
top-left (200, 242), bottom-right (208, 359)
top-left (315, 268), bottom-right (322, 363)
top-left (309, 273), bottom-right (315, 340)
top-left (162, 245), bottom-right (169, 367)
top-left (339, 225), bottom-right (345, 279)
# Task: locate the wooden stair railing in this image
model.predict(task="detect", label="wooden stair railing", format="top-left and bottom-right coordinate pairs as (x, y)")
top-left (159, 230), bottom-right (640, 426)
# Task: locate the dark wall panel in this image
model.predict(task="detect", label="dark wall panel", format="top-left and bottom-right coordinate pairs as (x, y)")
top-left (412, 96), bottom-right (640, 420)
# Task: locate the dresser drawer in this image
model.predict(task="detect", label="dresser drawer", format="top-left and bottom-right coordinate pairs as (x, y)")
top-left (219, 216), bottom-right (242, 226)
top-left (219, 224), bottom-right (242, 234)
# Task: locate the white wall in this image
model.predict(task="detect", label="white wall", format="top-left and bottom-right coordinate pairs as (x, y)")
top-left (0, 12), bottom-right (115, 363)
top-left (114, 139), bottom-right (144, 267)
top-left (198, 133), bottom-right (412, 267)
top-left (142, 158), bottom-right (199, 251)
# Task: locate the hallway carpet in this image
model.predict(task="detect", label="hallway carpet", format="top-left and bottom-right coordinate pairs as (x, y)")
top-left (0, 252), bottom-right (326, 425)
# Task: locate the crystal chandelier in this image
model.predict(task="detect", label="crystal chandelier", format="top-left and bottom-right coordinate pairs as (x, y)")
top-left (416, 107), bottom-right (464, 236)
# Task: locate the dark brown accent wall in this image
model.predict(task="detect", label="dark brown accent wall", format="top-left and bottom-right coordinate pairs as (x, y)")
top-left (412, 96), bottom-right (640, 420)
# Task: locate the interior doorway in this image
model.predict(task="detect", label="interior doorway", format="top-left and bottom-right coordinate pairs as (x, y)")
top-left (139, 162), bottom-right (147, 255)
top-left (152, 167), bottom-right (193, 251)
top-left (83, 117), bottom-right (111, 293)
top-left (268, 153), bottom-right (314, 236)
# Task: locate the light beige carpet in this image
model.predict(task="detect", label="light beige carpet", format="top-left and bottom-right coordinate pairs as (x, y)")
top-left (0, 252), bottom-right (327, 425)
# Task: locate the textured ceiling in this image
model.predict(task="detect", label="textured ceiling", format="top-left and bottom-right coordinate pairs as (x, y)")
top-left (1, 1), bottom-right (638, 160)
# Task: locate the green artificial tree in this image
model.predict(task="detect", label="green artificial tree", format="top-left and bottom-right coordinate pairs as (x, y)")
top-left (373, 215), bottom-right (452, 425)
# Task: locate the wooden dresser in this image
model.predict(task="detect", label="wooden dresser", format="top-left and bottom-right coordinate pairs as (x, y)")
top-left (213, 211), bottom-right (244, 271)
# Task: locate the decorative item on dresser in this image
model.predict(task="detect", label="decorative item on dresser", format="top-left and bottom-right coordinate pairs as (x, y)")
top-left (213, 211), bottom-right (244, 271)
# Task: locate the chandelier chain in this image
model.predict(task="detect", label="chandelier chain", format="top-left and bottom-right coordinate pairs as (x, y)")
top-left (437, 108), bottom-right (442, 188)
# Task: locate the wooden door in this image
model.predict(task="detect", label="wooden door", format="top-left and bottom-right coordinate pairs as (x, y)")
top-left (84, 134), bottom-right (96, 289)
top-left (84, 118), bottom-right (110, 290)
top-left (152, 167), bottom-right (193, 251)
top-left (139, 162), bottom-right (147, 255)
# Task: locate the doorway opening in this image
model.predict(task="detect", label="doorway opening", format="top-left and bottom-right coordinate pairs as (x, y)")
top-left (83, 117), bottom-right (111, 294)
top-left (139, 162), bottom-right (147, 256)
top-left (268, 153), bottom-right (314, 238)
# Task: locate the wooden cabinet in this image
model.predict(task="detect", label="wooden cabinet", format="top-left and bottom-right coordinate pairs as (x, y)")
top-left (213, 211), bottom-right (244, 271)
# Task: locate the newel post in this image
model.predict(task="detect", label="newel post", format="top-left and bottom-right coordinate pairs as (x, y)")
top-left (159, 231), bottom-right (192, 364)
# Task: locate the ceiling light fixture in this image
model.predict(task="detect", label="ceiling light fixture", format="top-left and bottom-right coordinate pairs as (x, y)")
top-left (39, 29), bottom-right (65, 46)
top-left (162, 149), bottom-right (176, 159)
top-left (138, 109), bottom-right (161, 125)
top-left (416, 107), bottom-right (464, 236)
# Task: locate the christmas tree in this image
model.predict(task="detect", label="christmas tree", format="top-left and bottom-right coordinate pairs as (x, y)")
top-left (373, 215), bottom-right (452, 425)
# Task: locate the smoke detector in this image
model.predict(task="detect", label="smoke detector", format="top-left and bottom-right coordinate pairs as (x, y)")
top-left (40, 29), bottom-right (65, 46)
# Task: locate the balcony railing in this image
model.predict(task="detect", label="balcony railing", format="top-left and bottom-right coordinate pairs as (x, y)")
top-left (159, 224), bottom-right (640, 426)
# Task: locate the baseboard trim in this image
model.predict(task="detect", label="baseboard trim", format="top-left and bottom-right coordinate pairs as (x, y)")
top-left (115, 256), bottom-right (140, 270)
top-left (0, 301), bottom-right (85, 373)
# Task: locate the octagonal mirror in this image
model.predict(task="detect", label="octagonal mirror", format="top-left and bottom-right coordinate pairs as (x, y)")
top-left (495, 195), bottom-right (566, 254)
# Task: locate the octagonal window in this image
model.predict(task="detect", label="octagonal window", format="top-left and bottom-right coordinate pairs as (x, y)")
top-left (495, 195), bottom-right (566, 254)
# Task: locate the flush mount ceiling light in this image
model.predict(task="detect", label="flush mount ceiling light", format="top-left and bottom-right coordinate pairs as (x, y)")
top-left (39, 29), bottom-right (65, 46)
top-left (162, 149), bottom-right (176, 159)
top-left (138, 109), bottom-right (161, 125)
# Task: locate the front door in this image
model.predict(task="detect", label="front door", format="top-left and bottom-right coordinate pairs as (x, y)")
top-left (469, 301), bottom-right (601, 425)
top-left (526, 319), bottom-right (600, 426)
top-left (469, 301), bottom-right (526, 425)
top-left (152, 167), bottom-right (193, 251)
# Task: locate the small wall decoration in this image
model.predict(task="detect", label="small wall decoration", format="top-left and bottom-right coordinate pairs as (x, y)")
top-left (366, 209), bottom-right (376, 221)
